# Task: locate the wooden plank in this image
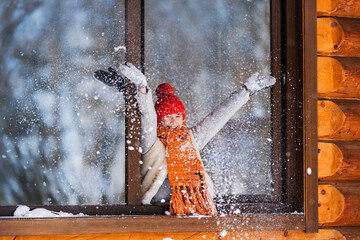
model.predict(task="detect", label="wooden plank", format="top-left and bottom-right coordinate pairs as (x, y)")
top-left (0, 214), bottom-right (305, 236)
top-left (1, 229), bottom-right (347, 240)
top-left (318, 57), bottom-right (360, 99)
top-left (317, 0), bottom-right (360, 18)
top-left (319, 183), bottom-right (360, 226)
top-left (124, 0), bottom-right (142, 205)
top-left (317, 17), bottom-right (360, 57)
top-left (318, 100), bottom-right (360, 139)
top-left (303, 0), bottom-right (319, 233)
top-left (319, 141), bottom-right (360, 181)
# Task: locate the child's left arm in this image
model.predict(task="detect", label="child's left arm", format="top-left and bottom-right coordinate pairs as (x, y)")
top-left (192, 73), bottom-right (276, 151)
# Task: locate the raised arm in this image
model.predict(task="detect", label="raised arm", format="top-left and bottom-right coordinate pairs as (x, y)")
top-left (192, 73), bottom-right (276, 150)
top-left (119, 63), bottom-right (157, 154)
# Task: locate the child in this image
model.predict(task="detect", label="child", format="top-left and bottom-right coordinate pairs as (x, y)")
top-left (152, 83), bottom-right (218, 215)
top-left (96, 63), bottom-right (275, 215)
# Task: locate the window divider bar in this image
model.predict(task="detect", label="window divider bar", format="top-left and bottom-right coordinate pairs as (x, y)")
top-left (124, 0), bottom-right (143, 205)
top-left (284, 0), bottom-right (304, 213)
top-left (270, 0), bottom-right (283, 203)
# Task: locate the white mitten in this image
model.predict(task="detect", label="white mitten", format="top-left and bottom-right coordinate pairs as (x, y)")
top-left (119, 63), bottom-right (147, 89)
top-left (244, 72), bottom-right (276, 95)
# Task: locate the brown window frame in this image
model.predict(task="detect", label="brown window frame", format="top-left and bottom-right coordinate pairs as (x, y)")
top-left (0, 0), bottom-right (318, 235)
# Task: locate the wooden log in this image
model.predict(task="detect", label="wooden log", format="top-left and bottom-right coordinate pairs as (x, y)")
top-left (317, 0), bottom-right (360, 18)
top-left (317, 17), bottom-right (360, 56)
top-left (318, 100), bottom-right (360, 139)
top-left (332, 227), bottom-right (360, 240)
top-left (319, 141), bottom-right (360, 181)
top-left (319, 183), bottom-right (360, 226)
top-left (318, 57), bottom-right (360, 99)
top-left (318, 142), bottom-right (343, 179)
top-left (3, 229), bottom-right (346, 240)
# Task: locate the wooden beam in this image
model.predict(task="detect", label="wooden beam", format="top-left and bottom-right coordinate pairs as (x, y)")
top-left (318, 100), bottom-right (360, 139)
top-left (319, 141), bottom-right (360, 181)
top-left (0, 229), bottom-right (347, 240)
top-left (317, 0), bottom-right (360, 18)
top-left (303, 0), bottom-right (318, 233)
top-left (124, 0), bottom-right (143, 205)
top-left (319, 183), bottom-right (360, 226)
top-left (317, 17), bottom-right (360, 57)
top-left (0, 214), bottom-right (305, 236)
top-left (125, 0), bottom-right (143, 69)
top-left (318, 57), bottom-right (360, 99)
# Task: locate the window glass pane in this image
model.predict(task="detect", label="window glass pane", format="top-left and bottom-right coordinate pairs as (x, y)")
top-left (145, 0), bottom-right (272, 196)
top-left (0, 0), bottom-right (126, 205)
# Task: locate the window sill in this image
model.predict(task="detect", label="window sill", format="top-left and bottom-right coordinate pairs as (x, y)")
top-left (0, 214), bottom-right (305, 236)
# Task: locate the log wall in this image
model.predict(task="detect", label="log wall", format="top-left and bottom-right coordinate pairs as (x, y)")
top-left (2, 0), bottom-right (360, 239)
top-left (317, 0), bottom-right (360, 239)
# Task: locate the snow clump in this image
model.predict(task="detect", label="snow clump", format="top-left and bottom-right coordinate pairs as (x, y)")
top-left (13, 205), bottom-right (86, 218)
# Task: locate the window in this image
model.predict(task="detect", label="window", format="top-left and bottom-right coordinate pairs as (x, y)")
top-left (0, 0), bottom-right (318, 234)
top-left (0, 0), bottom-right (127, 207)
top-left (143, 0), bottom-right (304, 214)
top-left (145, 0), bottom-right (273, 200)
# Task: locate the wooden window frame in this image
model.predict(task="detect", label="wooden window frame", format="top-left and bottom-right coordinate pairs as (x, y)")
top-left (0, 0), bottom-right (318, 235)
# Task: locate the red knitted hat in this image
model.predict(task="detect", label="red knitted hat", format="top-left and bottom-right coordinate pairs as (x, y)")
top-left (155, 83), bottom-right (186, 122)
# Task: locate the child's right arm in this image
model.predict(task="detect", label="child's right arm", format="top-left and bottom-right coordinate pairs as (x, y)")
top-left (119, 63), bottom-right (158, 154)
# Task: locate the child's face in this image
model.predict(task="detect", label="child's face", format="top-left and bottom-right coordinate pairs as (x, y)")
top-left (161, 114), bottom-right (183, 129)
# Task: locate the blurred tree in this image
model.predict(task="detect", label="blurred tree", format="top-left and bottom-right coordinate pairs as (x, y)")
top-left (0, 0), bottom-right (127, 206)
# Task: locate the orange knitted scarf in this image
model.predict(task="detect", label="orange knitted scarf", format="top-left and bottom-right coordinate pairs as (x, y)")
top-left (158, 122), bottom-right (217, 215)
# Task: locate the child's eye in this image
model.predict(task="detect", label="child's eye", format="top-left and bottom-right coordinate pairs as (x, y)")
top-left (175, 115), bottom-right (181, 118)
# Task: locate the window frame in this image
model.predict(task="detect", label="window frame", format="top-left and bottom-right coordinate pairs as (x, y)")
top-left (0, 0), bottom-right (318, 235)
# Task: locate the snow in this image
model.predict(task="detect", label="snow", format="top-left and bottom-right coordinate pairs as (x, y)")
top-left (114, 46), bottom-right (126, 52)
top-left (220, 230), bottom-right (228, 238)
top-left (1, 0), bottom-right (275, 209)
top-left (233, 209), bottom-right (241, 214)
top-left (13, 205), bottom-right (86, 218)
top-left (307, 168), bottom-right (312, 175)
